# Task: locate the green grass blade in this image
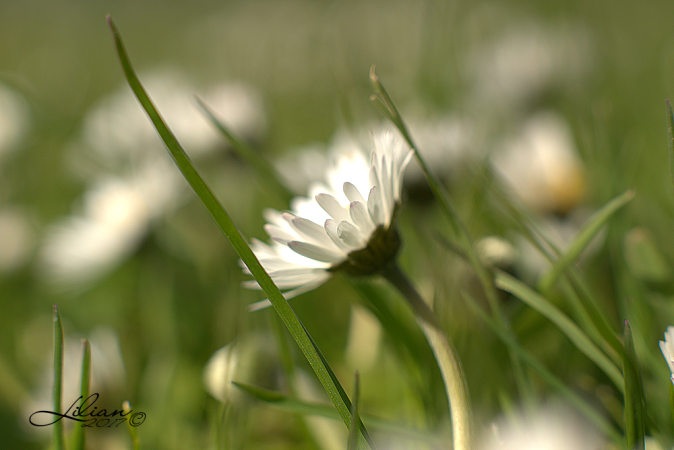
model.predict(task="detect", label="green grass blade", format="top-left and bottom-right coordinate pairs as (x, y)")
top-left (52, 305), bottom-right (66, 450)
top-left (72, 339), bottom-right (91, 450)
top-left (195, 97), bottom-right (293, 203)
top-left (107, 17), bottom-right (371, 449)
top-left (461, 291), bottom-right (623, 444)
top-left (623, 321), bottom-right (645, 450)
top-left (299, 320), bottom-right (375, 448)
top-left (495, 271), bottom-right (624, 392)
top-left (123, 401), bottom-right (140, 450)
top-left (537, 190), bottom-right (635, 293)
top-left (348, 372), bottom-right (360, 450)
top-left (669, 382), bottom-right (674, 434)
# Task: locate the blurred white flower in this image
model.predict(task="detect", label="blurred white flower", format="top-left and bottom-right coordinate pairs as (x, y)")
top-left (492, 111), bottom-right (585, 215)
top-left (244, 131), bottom-right (413, 308)
top-left (80, 69), bottom-right (266, 170)
top-left (476, 235), bottom-right (517, 270)
top-left (203, 343), bottom-right (240, 403)
top-left (203, 334), bottom-right (282, 404)
top-left (39, 157), bottom-right (183, 286)
top-left (0, 82), bottom-right (30, 162)
top-left (659, 326), bottom-right (674, 386)
top-left (478, 403), bottom-right (602, 450)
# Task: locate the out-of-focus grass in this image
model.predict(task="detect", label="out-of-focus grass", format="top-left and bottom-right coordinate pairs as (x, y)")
top-left (4, 0), bottom-right (674, 449)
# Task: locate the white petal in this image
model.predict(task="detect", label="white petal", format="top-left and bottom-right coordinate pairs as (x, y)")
top-left (264, 224), bottom-right (296, 245)
top-left (288, 240), bottom-right (344, 263)
top-left (343, 182), bottom-right (367, 205)
top-left (290, 216), bottom-right (338, 249)
top-left (337, 221), bottom-right (366, 248)
top-left (247, 274), bottom-right (332, 311)
top-left (367, 186), bottom-right (385, 226)
top-left (393, 150), bottom-right (414, 200)
top-left (324, 219), bottom-right (353, 252)
top-left (315, 193), bottom-right (351, 223)
top-left (349, 201), bottom-right (374, 234)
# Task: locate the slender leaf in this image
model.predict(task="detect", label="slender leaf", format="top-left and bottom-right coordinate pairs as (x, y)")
top-left (495, 271), bottom-right (624, 392)
top-left (123, 401), bottom-right (140, 450)
top-left (669, 382), bottom-right (674, 435)
top-left (72, 339), bottom-right (91, 450)
top-left (107, 17), bottom-right (371, 449)
top-left (623, 321), bottom-right (645, 450)
top-left (52, 305), bottom-right (66, 450)
top-left (537, 189), bottom-right (635, 293)
top-left (348, 372), bottom-right (360, 450)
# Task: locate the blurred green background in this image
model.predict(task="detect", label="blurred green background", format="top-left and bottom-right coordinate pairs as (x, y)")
top-left (4, 0), bottom-right (674, 448)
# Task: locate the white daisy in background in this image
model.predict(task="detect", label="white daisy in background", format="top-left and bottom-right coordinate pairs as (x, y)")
top-left (79, 69), bottom-right (267, 171)
top-left (203, 342), bottom-right (241, 403)
top-left (478, 403), bottom-right (603, 450)
top-left (659, 326), bottom-right (674, 386)
top-left (41, 68), bottom-right (268, 288)
top-left (203, 334), bottom-right (281, 404)
top-left (244, 130), bottom-right (413, 308)
top-left (0, 82), bottom-right (30, 162)
top-left (492, 111), bottom-right (586, 216)
top-left (38, 157), bottom-right (183, 286)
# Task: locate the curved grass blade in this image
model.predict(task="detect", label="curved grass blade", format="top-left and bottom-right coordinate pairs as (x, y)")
top-left (196, 97), bottom-right (293, 204)
top-left (52, 305), bottom-right (66, 450)
top-left (348, 372), bottom-right (360, 450)
top-left (623, 321), bottom-right (645, 450)
top-left (107, 16), bottom-right (372, 449)
top-left (72, 339), bottom-right (91, 450)
top-left (537, 189), bottom-right (635, 293)
top-left (461, 291), bottom-right (623, 444)
top-left (495, 271), bottom-right (624, 392)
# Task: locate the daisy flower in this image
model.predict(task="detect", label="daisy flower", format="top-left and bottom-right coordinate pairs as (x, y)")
top-left (659, 326), bottom-right (674, 385)
top-left (243, 130), bottom-right (413, 308)
top-left (478, 403), bottom-right (603, 450)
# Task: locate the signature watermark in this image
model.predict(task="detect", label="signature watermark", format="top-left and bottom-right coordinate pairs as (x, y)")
top-left (29, 393), bottom-right (146, 428)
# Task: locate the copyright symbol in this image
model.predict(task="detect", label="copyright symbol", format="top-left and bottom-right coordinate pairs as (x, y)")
top-left (129, 412), bottom-right (146, 427)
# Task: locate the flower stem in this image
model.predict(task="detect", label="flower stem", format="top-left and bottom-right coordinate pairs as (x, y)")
top-left (381, 262), bottom-right (472, 450)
